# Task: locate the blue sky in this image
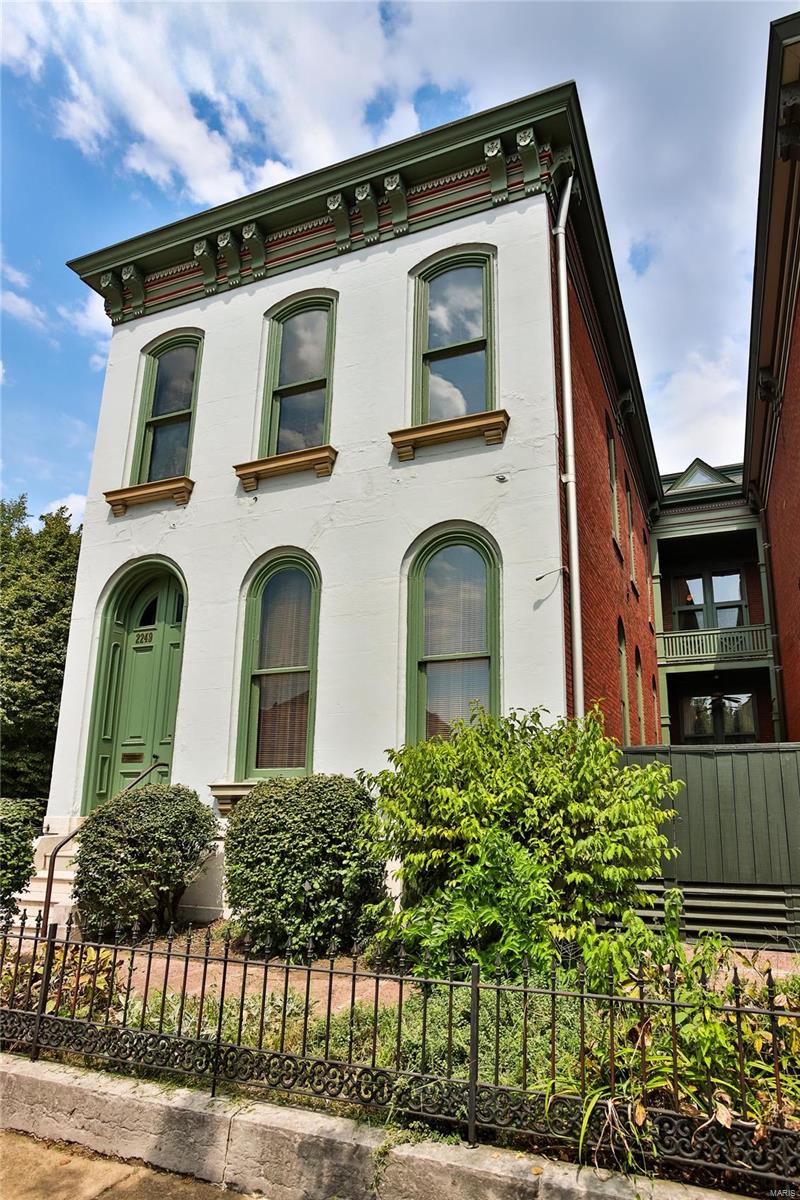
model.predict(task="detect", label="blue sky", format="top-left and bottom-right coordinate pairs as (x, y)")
top-left (2, 0), bottom-right (796, 527)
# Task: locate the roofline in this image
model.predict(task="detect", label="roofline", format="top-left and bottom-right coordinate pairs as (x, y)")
top-left (743, 11), bottom-right (800, 485)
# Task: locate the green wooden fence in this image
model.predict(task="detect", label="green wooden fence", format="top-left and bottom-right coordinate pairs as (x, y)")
top-left (620, 743), bottom-right (800, 946)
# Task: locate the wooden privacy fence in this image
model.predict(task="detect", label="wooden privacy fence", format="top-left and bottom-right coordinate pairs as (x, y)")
top-left (620, 743), bottom-right (800, 946)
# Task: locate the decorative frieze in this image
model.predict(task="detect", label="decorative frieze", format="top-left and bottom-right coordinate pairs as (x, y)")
top-left (355, 182), bottom-right (380, 245)
top-left (218, 230), bottom-right (242, 286)
top-left (484, 139), bottom-right (509, 204)
top-left (99, 271), bottom-right (124, 324)
top-left (193, 240), bottom-right (218, 295)
top-left (326, 193), bottom-right (351, 254)
top-left (121, 264), bottom-right (145, 317)
top-left (384, 174), bottom-right (408, 235)
top-left (242, 222), bottom-right (267, 278)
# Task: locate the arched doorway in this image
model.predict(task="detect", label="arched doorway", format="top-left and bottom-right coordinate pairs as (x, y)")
top-left (83, 562), bottom-right (186, 812)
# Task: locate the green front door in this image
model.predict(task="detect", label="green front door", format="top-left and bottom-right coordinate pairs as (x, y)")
top-left (84, 570), bottom-right (185, 809)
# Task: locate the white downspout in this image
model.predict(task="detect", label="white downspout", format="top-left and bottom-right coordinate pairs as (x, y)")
top-left (552, 173), bottom-right (585, 718)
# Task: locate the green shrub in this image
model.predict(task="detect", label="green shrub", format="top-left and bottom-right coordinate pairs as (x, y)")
top-left (73, 783), bottom-right (218, 933)
top-left (0, 797), bottom-right (43, 920)
top-left (361, 706), bottom-right (680, 975)
top-left (224, 774), bottom-right (386, 954)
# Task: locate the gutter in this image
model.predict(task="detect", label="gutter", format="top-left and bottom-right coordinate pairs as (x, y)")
top-left (553, 172), bottom-right (585, 718)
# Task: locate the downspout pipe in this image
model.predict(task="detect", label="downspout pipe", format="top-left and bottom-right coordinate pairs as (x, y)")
top-left (553, 172), bottom-right (585, 718)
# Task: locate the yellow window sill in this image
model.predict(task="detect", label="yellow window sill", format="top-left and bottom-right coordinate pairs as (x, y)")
top-left (208, 781), bottom-right (255, 816)
top-left (388, 409), bottom-right (510, 461)
top-left (233, 444), bottom-right (338, 492)
top-left (104, 476), bottom-right (195, 517)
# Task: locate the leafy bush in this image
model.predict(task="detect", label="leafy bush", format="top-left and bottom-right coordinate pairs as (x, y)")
top-left (361, 707), bottom-right (680, 974)
top-left (0, 797), bottom-right (43, 920)
top-left (73, 783), bottom-right (218, 933)
top-left (224, 774), bottom-right (385, 953)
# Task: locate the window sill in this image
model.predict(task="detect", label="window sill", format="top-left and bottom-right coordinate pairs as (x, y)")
top-left (630, 578), bottom-right (640, 599)
top-left (233, 444), bottom-right (338, 491)
top-left (104, 476), bottom-right (194, 517)
top-left (612, 536), bottom-right (624, 564)
top-left (389, 409), bottom-right (510, 461)
top-left (208, 781), bottom-right (254, 815)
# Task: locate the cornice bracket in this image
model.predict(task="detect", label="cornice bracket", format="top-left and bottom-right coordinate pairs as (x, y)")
top-left (242, 222), bottom-right (267, 279)
top-left (484, 138), bottom-right (509, 204)
top-left (550, 146), bottom-right (578, 202)
top-left (99, 271), bottom-right (124, 324)
top-left (780, 80), bottom-right (800, 123)
top-left (218, 230), bottom-right (242, 287)
top-left (121, 264), bottom-right (145, 317)
top-left (355, 182), bottom-right (380, 245)
top-left (384, 174), bottom-right (408, 235)
top-left (778, 123), bottom-right (800, 162)
top-left (516, 128), bottom-right (544, 195)
top-left (193, 239), bottom-right (218, 295)
top-left (758, 369), bottom-right (783, 417)
top-left (619, 389), bottom-right (635, 422)
top-left (326, 193), bottom-right (351, 254)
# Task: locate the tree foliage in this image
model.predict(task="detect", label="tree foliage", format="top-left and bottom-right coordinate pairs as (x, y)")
top-left (361, 707), bottom-right (680, 974)
top-left (0, 797), bottom-right (42, 920)
top-left (73, 783), bottom-right (218, 933)
top-left (225, 775), bottom-right (386, 954)
top-left (0, 496), bottom-right (81, 798)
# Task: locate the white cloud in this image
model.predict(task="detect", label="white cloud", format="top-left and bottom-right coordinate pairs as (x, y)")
top-left (1, 289), bottom-right (47, 331)
top-left (44, 492), bottom-right (86, 529)
top-left (0, 360), bottom-right (5, 386)
top-left (58, 290), bottom-right (110, 370)
top-left (1, 249), bottom-right (30, 289)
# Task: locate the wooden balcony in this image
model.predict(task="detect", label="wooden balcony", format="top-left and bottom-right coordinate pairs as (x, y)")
top-left (657, 623), bottom-right (771, 664)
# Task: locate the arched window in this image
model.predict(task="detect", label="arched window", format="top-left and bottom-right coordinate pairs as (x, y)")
top-left (134, 334), bottom-right (202, 483)
top-left (413, 251), bottom-right (494, 424)
top-left (237, 555), bottom-right (320, 777)
top-left (407, 531), bottom-right (500, 742)
top-left (618, 619), bottom-right (631, 744)
top-left (635, 648), bottom-right (645, 744)
top-left (261, 296), bottom-right (336, 457)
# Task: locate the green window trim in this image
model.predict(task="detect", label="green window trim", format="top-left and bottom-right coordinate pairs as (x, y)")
top-left (625, 476), bottom-right (637, 584)
top-left (405, 528), bottom-right (501, 744)
top-left (412, 250), bottom-right (496, 426)
top-left (131, 332), bottom-right (203, 485)
top-left (606, 418), bottom-right (620, 544)
top-left (259, 294), bottom-right (337, 459)
top-left (235, 552), bottom-right (321, 780)
top-left (618, 619), bottom-right (631, 745)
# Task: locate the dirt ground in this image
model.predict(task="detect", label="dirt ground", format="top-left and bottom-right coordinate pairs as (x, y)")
top-left (0, 1130), bottom-right (255, 1199)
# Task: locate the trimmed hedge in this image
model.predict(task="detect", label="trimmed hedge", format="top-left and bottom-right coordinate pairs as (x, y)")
top-left (0, 797), bottom-right (43, 920)
top-left (73, 783), bottom-right (218, 933)
top-left (224, 775), bottom-right (385, 953)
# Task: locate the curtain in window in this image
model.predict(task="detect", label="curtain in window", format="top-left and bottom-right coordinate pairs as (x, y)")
top-left (255, 569), bottom-right (311, 768)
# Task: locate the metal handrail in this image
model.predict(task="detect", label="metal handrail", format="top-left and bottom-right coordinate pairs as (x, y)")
top-left (40, 760), bottom-right (168, 929)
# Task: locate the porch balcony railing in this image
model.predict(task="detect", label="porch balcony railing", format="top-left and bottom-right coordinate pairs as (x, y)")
top-left (657, 622), bottom-right (771, 663)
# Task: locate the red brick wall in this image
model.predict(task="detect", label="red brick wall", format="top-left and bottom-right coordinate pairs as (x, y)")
top-left (766, 303), bottom-right (800, 739)
top-left (560, 252), bottom-right (659, 744)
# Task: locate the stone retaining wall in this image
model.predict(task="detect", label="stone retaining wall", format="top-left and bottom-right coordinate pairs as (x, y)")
top-left (0, 1055), bottom-right (739, 1200)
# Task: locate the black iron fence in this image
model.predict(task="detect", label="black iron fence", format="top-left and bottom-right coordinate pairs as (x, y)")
top-left (1, 914), bottom-right (798, 1189)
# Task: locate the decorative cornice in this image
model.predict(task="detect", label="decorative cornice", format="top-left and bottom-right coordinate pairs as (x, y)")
top-left (193, 239), bottom-right (218, 295)
top-left (233, 444), bottom-right (338, 491)
top-left (242, 222), bottom-right (267, 279)
top-left (99, 271), bottom-right (123, 324)
top-left (484, 138), bottom-right (509, 204)
top-left (384, 173), bottom-right (409, 236)
top-left (121, 263), bottom-right (145, 317)
top-left (389, 409), bottom-right (510, 461)
top-left (758, 369), bottom-right (783, 417)
top-left (104, 476), bottom-right (194, 517)
top-left (516, 127), bottom-right (544, 195)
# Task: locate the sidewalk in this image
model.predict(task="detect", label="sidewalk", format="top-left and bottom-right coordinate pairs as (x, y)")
top-left (0, 1131), bottom-right (253, 1199)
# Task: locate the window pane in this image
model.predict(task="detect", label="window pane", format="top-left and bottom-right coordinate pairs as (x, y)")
top-left (427, 266), bottom-right (484, 349)
top-left (138, 596), bottom-right (158, 627)
top-left (256, 672), bottom-right (309, 768)
top-left (676, 609), bottom-right (705, 630)
top-left (713, 573), bottom-right (742, 603)
top-left (682, 696), bottom-right (713, 738)
top-left (428, 350), bottom-right (486, 421)
top-left (278, 309), bottom-right (328, 386)
top-left (276, 386), bottom-right (326, 453)
top-left (259, 569), bottom-right (311, 669)
top-left (425, 658), bottom-right (489, 739)
top-left (425, 545), bottom-right (487, 656)
top-left (674, 576), bottom-right (704, 607)
top-left (148, 416), bottom-right (190, 481)
top-left (717, 606), bottom-right (744, 628)
top-left (723, 694), bottom-right (755, 735)
top-left (152, 346), bottom-right (197, 416)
